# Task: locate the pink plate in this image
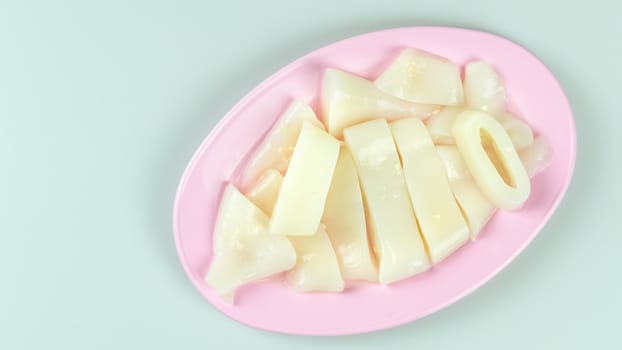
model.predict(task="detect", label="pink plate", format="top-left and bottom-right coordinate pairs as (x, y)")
top-left (173, 27), bottom-right (576, 335)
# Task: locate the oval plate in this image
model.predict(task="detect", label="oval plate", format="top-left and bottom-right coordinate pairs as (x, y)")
top-left (173, 27), bottom-right (576, 336)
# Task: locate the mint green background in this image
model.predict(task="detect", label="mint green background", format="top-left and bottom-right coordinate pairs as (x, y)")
top-left (2, 0), bottom-right (621, 349)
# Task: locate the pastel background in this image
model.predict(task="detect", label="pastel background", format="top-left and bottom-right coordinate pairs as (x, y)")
top-left (2, 0), bottom-right (620, 349)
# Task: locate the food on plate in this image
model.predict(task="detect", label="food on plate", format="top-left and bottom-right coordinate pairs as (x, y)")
top-left (205, 185), bottom-right (296, 302)
top-left (437, 140), bottom-right (551, 238)
top-left (240, 101), bottom-right (324, 188)
top-left (453, 110), bottom-right (531, 210)
top-left (519, 136), bottom-right (552, 177)
top-left (427, 108), bottom-right (534, 150)
top-left (436, 145), bottom-right (495, 238)
top-left (245, 169), bottom-right (283, 215)
top-left (269, 122), bottom-right (340, 236)
top-left (287, 228), bottom-right (345, 293)
top-left (205, 48), bottom-right (552, 302)
top-left (426, 106), bottom-right (464, 144)
top-left (322, 145), bottom-right (378, 282)
top-left (374, 48), bottom-right (464, 106)
top-left (247, 170), bottom-right (344, 292)
top-left (497, 112), bottom-right (534, 150)
top-left (463, 61), bottom-right (507, 115)
top-left (321, 68), bottom-right (440, 137)
top-left (390, 118), bottom-right (469, 263)
top-left (344, 119), bottom-right (430, 284)
top-left (435, 145), bottom-right (472, 182)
